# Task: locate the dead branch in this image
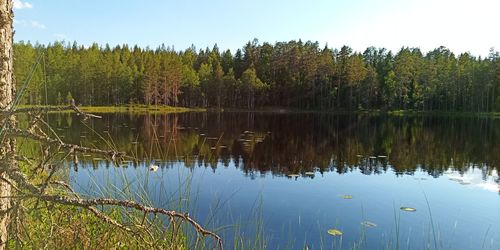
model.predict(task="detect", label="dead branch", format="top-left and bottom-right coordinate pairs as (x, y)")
top-left (0, 101), bottom-right (224, 249)
top-left (4, 99), bottom-right (101, 120)
top-left (6, 128), bottom-right (124, 160)
top-left (39, 195), bottom-right (223, 249)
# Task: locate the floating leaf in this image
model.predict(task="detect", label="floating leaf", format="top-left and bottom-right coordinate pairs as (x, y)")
top-left (341, 195), bottom-right (353, 199)
top-left (400, 207), bottom-right (416, 212)
top-left (327, 229), bottom-right (343, 236)
top-left (361, 221), bottom-right (377, 227)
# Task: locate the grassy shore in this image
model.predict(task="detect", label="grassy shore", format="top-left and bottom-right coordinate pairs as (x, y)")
top-left (17, 104), bottom-right (500, 118)
top-left (386, 109), bottom-right (500, 118)
top-left (18, 104), bottom-right (206, 114)
top-left (79, 105), bottom-right (206, 113)
top-left (222, 107), bottom-right (500, 118)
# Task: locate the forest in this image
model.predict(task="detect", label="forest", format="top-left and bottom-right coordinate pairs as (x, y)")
top-left (14, 39), bottom-right (500, 112)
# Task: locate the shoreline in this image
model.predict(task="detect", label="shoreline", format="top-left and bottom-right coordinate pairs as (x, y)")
top-left (17, 105), bottom-right (500, 117)
top-left (17, 105), bottom-right (206, 114)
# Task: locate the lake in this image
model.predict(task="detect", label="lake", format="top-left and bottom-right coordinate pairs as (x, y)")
top-left (46, 112), bottom-right (499, 249)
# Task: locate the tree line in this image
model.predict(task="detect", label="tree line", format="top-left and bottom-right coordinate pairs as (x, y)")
top-left (14, 39), bottom-right (500, 112)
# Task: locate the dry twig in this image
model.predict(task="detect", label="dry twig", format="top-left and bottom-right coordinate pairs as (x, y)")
top-left (0, 101), bottom-right (224, 249)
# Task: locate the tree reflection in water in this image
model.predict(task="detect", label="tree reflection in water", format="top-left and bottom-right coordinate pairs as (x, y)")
top-left (20, 112), bottom-right (500, 187)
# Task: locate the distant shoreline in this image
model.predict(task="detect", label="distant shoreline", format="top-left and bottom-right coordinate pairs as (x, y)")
top-left (17, 105), bottom-right (500, 117)
top-left (17, 104), bottom-right (205, 114)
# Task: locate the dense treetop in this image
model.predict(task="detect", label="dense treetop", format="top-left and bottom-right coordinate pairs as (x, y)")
top-left (14, 39), bottom-right (500, 112)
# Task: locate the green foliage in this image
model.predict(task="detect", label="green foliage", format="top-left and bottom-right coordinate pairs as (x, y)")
top-left (13, 41), bottom-right (500, 112)
top-left (65, 91), bottom-right (73, 104)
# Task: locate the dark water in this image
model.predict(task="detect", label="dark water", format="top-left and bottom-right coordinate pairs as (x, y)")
top-left (44, 112), bottom-right (499, 249)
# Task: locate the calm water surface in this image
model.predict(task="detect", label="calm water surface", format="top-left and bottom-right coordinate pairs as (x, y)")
top-left (47, 112), bottom-right (499, 249)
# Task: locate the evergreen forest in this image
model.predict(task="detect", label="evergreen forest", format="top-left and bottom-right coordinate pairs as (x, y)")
top-left (15, 39), bottom-right (500, 112)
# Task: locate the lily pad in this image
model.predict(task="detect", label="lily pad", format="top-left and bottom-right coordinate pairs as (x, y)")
top-left (400, 207), bottom-right (416, 212)
top-left (341, 195), bottom-right (353, 199)
top-left (361, 221), bottom-right (377, 227)
top-left (327, 229), bottom-right (343, 236)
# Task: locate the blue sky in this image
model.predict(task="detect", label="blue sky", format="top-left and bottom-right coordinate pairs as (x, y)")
top-left (13, 0), bottom-right (500, 56)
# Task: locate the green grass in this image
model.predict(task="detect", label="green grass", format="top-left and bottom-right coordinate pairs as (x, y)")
top-left (221, 107), bottom-right (500, 118)
top-left (16, 104), bottom-right (500, 118)
top-left (387, 109), bottom-right (500, 118)
top-left (17, 104), bottom-right (206, 114)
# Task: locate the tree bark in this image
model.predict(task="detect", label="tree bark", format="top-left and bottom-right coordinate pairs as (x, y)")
top-left (0, 0), bottom-right (14, 248)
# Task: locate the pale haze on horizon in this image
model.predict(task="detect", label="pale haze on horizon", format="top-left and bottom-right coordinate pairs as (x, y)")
top-left (12, 0), bottom-right (500, 56)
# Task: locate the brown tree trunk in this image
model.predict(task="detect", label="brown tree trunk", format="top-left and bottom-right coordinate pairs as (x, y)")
top-left (0, 0), bottom-right (14, 248)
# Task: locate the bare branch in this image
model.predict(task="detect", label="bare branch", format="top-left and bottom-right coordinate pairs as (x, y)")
top-left (5, 99), bottom-right (101, 120)
top-left (6, 128), bottom-right (124, 160)
top-left (1, 101), bottom-right (224, 249)
top-left (38, 195), bottom-right (224, 249)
